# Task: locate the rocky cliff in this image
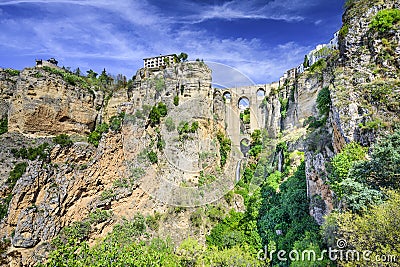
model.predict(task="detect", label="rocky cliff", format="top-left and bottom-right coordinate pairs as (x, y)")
top-left (0, 1), bottom-right (399, 264)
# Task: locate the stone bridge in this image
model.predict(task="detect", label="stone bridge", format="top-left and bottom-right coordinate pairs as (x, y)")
top-left (215, 82), bottom-right (279, 156)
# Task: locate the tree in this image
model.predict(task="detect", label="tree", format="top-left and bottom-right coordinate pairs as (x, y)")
top-left (349, 129), bottom-right (400, 189)
top-left (74, 67), bottom-right (81, 76)
top-left (303, 55), bottom-right (309, 68)
top-left (316, 87), bottom-right (331, 118)
top-left (179, 52), bottom-right (188, 62)
top-left (149, 106), bottom-right (161, 126)
top-left (173, 95), bottom-right (179, 106)
top-left (328, 142), bottom-right (367, 197)
top-left (334, 190), bottom-right (400, 266)
top-left (86, 69), bottom-right (98, 79)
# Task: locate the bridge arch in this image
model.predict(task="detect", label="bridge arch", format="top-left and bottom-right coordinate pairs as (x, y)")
top-left (223, 91), bottom-right (232, 103)
top-left (256, 88), bottom-right (266, 99)
top-left (238, 96), bottom-right (250, 110)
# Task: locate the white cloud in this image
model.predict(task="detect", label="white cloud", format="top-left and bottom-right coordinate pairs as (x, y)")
top-left (0, 0), bottom-right (314, 83)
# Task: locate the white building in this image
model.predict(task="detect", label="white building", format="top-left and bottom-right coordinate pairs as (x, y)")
top-left (143, 54), bottom-right (176, 69)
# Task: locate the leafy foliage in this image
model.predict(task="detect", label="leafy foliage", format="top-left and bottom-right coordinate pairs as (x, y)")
top-left (11, 143), bottom-right (50, 161)
top-left (177, 121), bottom-right (199, 135)
top-left (349, 129), bottom-right (400, 189)
top-left (7, 162), bottom-right (28, 190)
top-left (109, 112), bottom-right (125, 132)
top-left (149, 102), bottom-right (167, 126)
top-left (88, 123), bottom-right (109, 147)
top-left (316, 87), bottom-right (331, 118)
top-left (258, 162), bottom-right (324, 265)
top-left (328, 142), bottom-right (367, 197)
top-left (147, 150), bottom-right (158, 164)
top-left (332, 190), bottom-right (400, 266)
top-left (4, 68), bottom-right (20, 76)
top-left (339, 24), bottom-right (349, 38)
top-left (0, 117), bottom-right (7, 135)
top-left (173, 95), bottom-right (179, 106)
top-left (370, 8), bottom-right (400, 34)
top-left (216, 131), bottom-right (231, 167)
top-left (309, 58), bottom-right (327, 73)
top-left (53, 134), bottom-right (73, 148)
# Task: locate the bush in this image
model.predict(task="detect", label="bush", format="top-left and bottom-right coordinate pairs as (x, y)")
top-left (109, 112), bottom-right (125, 132)
top-left (147, 150), bottom-right (158, 164)
top-left (316, 87), bottom-right (331, 117)
top-left (216, 132), bottom-right (231, 167)
top-left (7, 162), bottom-right (28, 188)
top-left (339, 24), bottom-right (349, 38)
top-left (4, 68), bottom-right (20, 76)
top-left (155, 78), bottom-right (165, 92)
top-left (309, 58), bottom-right (327, 73)
top-left (53, 134), bottom-right (73, 147)
top-left (88, 123), bottom-right (109, 147)
top-left (328, 142), bottom-right (367, 197)
top-left (0, 117), bottom-right (7, 135)
top-left (157, 102), bottom-right (167, 117)
top-left (11, 143), bottom-right (50, 161)
top-left (370, 9), bottom-right (400, 34)
top-left (173, 95), bottom-right (179, 106)
top-left (148, 102), bottom-right (167, 126)
top-left (0, 195), bottom-right (12, 220)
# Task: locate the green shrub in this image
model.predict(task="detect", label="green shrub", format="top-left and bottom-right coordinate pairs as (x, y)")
top-left (328, 142), bottom-right (367, 197)
top-left (88, 123), bottom-right (109, 147)
top-left (53, 134), bottom-right (73, 147)
top-left (316, 87), bottom-right (331, 117)
top-left (148, 102), bottom-right (167, 126)
top-left (100, 189), bottom-right (116, 201)
top-left (157, 138), bottom-right (165, 151)
top-left (217, 132), bottom-right (231, 167)
top-left (155, 78), bottom-right (165, 92)
top-left (11, 143), bottom-right (50, 161)
top-left (4, 68), bottom-right (20, 76)
top-left (370, 9), bottom-right (400, 34)
top-left (88, 209), bottom-right (112, 224)
top-left (279, 98), bottom-right (289, 119)
top-left (198, 171), bottom-right (216, 186)
top-left (0, 194), bottom-right (12, 220)
top-left (42, 66), bottom-right (65, 76)
top-left (109, 112), bottom-right (125, 132)
top-left (0, 117), bottom-right (7, 135)
top-left (7, 162), bottom-right (28, 188)
top-left (309, 58), bottom-right (327, 73)
top-left (147, 150), bottom-right (158, 164)
top-left (146, 213), bottom-right (161, 231)
top-left (190, 208), bottom-right (204, 227)
top-left (173, 95), bottom-right (179, 106)
top-left (157, 102), bottom-right (167, 117)
top-left (131, 167), bottom-right (145, 179)
top-left (339, 24), bottom-right (349, 38)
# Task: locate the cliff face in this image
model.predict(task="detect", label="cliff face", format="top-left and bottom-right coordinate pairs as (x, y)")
top-left (0, 62), bottom-right (242, 266)
top-left (278, 0), bottom-right (400, 224)
top-left (4, 68), bottom-right (98, 136)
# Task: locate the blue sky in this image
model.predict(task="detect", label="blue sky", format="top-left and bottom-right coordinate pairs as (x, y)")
top-left (0, 0), bottom-right (345, 85)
